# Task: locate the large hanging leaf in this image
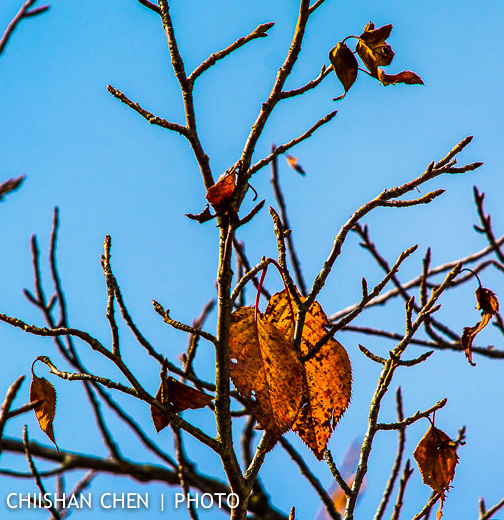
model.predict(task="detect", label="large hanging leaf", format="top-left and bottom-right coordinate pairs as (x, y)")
top-left (229, 307), bottom-right (306, 448)
top-left (461, 286), bottom-right (499, 365)
top-left (264, 290), bottom-right (352, 460)
top-left (414, 425), bottom-right (459, 519)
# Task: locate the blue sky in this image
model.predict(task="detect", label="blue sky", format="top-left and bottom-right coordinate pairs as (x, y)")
top-left (1, 1), bottom-right (504, 519)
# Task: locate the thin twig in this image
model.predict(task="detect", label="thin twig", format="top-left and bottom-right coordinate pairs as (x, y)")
top-left (330, 236), bottom-right (504, 321)
top-left (324, 449), bottom-right (353, 499)
top-left (172, 425), bottom-right (200, 520)
top-left (0, 175), bottom-right (25, 200)
top-left (23, 426), bottom-right (62, 519)
top-left (107, 85), bottom-right (188, 136)
top-left (231, 256), bottom-right (271, 303)
top-left (376, 399), bottom-right (447, 431)
top-left (373, 387), bottom-right (405, 520)
top-left (390, 459), bottom-right (414, 520)
top-left (473, 186), bottom-right (504, 264)
top-left (235, 0), bottom-right (312, 205)
top-left (136, 0), bottom-right (160, 14)
top-left (270, 146), bottom-right (308, 296)
top-left (303, 245), bottom-right (418, 362)
top-left (152, 301), bottom-right (216, 343)
top-left (95, 385), bottom-right (177, 470)
top-left (101, 235), bottom-right (120, 356)
top-left (280, 439), bottom-right (341, 520)
top-left (280, 65), bottom-right (332, 99)
top-left (411, 493), bottom-right (441, 520)
top-left (343, 265), bottom-right (461, 519)
top-left (249, 110), bottom-right (337, 176)
top-left (479, 497), bottom-right (504, 520)
top-left (0, 0), bottom-right (49, 57)
top-left (184, 299), bottom-right (216, 378)
top-left (0, 376), bottom-right (25, 452)
top-left (2, 436), bottom-right (292, 520)
top-left (189, 23), bottom-right (275, 82)
top-left (158, 0), bottom-right (214, 189)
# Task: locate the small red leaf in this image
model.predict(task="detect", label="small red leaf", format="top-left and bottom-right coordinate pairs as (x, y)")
top-left (151, 361), bottom-right (213, 433)
top-left (377, 68), bottom-right (424, 86)
top-left (205, 169), bottom-right (236, 213)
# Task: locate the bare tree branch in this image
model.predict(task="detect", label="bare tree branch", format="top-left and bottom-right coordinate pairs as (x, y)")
top-left (0, 0), bottom-right (49, 57)
top-left (189, 23), bottom-right (275, 82)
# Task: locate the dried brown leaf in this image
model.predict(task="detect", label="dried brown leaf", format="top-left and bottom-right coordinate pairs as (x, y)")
top-left (151, 364), bottom-right (213, 433)
top-left (229, 307), bottom-right (305, 449)
top-left (166, 377), bottom-right (213, 413)
top-left (475, 287), bottom-right (499, 315)
top-left (185, 204), bottom-right (215, 223)
top-left (355, 22), bottom-right (394, 76)
top-left (30, 375), bottom-right (58, 450)
top-left (376, 68), bottom-right (424, 86)
top-left (414, 424), bottom-right (458, 518)
top-left (355, 22), bottom-right (423, 88)
top-left (461, 286), bottom-right (499, 365)
top-left (329, 41), bottom-right (358, 93)
top-left (264, 290), bottom-right (352, 460)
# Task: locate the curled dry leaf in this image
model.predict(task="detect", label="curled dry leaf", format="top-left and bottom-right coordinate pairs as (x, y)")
top-left (329, 41), bottom-right (358, 95)
top-left (355, 22), bottom-right (394, 76)
top-left (414, 425), bottom-right (459, 519)
top-left (355, 21), bottom-right (423, 87)
top-left (185, 204), bottom-right (216, 224)
top-left (264, 289), bottom-right (352, 460)
top-left (475, 286), bottom-right (499, 315)
top-left (229, 307), bottom-right (306, 449)
top-left (376, 68), bottom-right (424, 86)
top-left (205, 169), bottom-right (236, 213)
top-left (461, 286), bottom-right (499, 366)
top-left (30, 375), bottom-right (58, 450)
top-left (151, 362), bottom-right (213, 433)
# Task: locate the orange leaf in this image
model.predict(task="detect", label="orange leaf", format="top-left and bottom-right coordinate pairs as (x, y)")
top-left (285, 154), bottom-right (306, 176)
top-left (461, 286), bottom-right (499, 366)
top-left (355, 22), bottom-right (394, 76)
top-left (329, 41), bottom-right (359, 94)
top-left (151, 362), bottom-right (213, 433)
top-left (229, 307), bottom-right (305, 449)
top-left (205, 169), bottom-right (236, 212)
top-left (376, 68), bottom-right (424, 86)
top-left (264, 290), bottom-right (352, 460)
top-left (414, 424), bottom-right (458, 517)
top-left (30, 375), bottom-right (58, 450)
